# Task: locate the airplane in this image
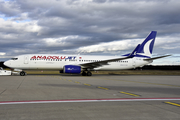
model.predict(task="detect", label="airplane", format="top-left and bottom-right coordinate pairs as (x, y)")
top-left (4, 31), bottom-right (170, 76)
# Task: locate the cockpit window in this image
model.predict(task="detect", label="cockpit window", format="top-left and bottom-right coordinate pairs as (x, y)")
top-left (11, 58), bottom-right (18, 60)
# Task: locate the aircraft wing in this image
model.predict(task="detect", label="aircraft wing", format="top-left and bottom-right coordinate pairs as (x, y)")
top-left (80, 56), bottom-right (130, 69)
top-left (80, 44), bottom-right (141, 69)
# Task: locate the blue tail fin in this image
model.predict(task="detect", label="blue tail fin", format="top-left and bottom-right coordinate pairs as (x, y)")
top-left (128, 44), bottom-right (141, 58)
top-left (135, 31), bottom-right (157, 58)
top-left (123, 31), bottom-right (157, 58)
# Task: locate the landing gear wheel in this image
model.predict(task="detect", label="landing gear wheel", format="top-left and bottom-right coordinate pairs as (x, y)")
top-left (20, 71), bottom-right (26, 76)
top-left (82, 71), bottom-right (87, 76)
top-left (87, 71), bottom-right (92, 76)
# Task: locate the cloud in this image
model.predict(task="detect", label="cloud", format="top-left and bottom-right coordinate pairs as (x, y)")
top-left (0, 0), bottom-right (21, 16)
top-left (0, 18), bottom-right (40, 32)
top-left (0, 52), bottom-right (6, 55)
top-left (77, 39), bottom-right (140, 53)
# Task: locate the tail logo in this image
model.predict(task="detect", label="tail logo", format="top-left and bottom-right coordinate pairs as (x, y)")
top-left (137, 39), bottom-right (154, 57)
top-left (123, 31), bottom-right (156, 58)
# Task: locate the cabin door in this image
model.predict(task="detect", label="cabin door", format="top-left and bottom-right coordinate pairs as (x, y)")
top-left (24, 56), bottom-right (29, 64)
top-left (132, 58), bottom-right (136, 68)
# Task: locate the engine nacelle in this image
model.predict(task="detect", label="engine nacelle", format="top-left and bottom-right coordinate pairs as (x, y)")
top-left (63, 65), bottom-right (81, 74)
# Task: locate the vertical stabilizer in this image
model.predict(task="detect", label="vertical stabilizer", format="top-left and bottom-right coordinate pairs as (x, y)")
top-left (135, 31), bottom-right (157, 58)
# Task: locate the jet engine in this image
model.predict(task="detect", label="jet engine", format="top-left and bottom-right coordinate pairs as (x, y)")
top-left (61, 65), bottom-right (81, 74)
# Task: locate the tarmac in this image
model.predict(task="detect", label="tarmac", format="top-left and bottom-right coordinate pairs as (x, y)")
top-left (0, 74), bottom-right (180, 120)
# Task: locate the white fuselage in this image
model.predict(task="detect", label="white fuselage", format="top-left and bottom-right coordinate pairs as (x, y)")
top-left (4, 54), bottom-right (150, 71)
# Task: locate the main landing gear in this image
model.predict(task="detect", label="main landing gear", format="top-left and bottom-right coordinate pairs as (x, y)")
top-left (82, 71), bottom-right (92, 76)
top-left (20, 71), bottom-right (26, 76)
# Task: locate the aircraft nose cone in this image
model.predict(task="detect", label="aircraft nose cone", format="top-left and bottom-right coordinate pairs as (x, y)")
top-left (4, 61), bottom-right (11, 67)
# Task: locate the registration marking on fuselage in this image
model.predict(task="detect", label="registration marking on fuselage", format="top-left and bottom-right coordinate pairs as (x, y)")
top-left (1, 98), bottom-right (180, 105)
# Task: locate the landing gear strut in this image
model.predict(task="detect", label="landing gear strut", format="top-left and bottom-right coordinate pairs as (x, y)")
top-left (82, 71), bottom-right (92, 76)
top-left (82, 71), bottom-right (87, 76)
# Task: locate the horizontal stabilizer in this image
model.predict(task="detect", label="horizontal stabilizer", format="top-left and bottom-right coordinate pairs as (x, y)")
top-left (143, 55), bottom-right (171, 61)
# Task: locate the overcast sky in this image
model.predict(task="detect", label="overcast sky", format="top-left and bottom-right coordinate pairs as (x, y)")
top-left (0, 0), bottom-right (180, 65)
